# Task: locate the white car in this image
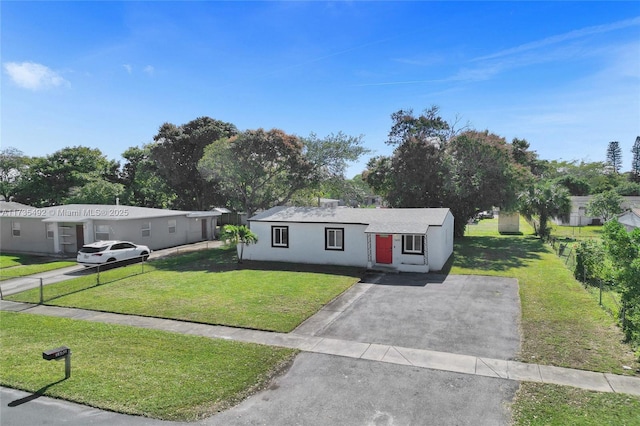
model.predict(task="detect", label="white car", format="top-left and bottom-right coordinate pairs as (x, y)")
top-left (77, 241), bottom-right (151, 266)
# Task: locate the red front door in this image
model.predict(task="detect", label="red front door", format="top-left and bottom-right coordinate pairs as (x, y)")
top-left (376, 234), bottom-right (393, 264)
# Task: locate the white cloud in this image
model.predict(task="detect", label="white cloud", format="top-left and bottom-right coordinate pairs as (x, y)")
top-left (3, 61), bottom-right (69, 90)
top-left (123, 64), bottom-right (132, 74)
top-left (143, 65), bottom-right (154, 75)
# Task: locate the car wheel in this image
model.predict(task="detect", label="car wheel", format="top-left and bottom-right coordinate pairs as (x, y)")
top-left (140, 251), bottom-right (149, 261)
top-left (107, 258), bottom-right (116, 263)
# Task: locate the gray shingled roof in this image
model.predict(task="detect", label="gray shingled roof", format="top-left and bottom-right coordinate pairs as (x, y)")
top-left (249, 206), bottom-right (450, 234)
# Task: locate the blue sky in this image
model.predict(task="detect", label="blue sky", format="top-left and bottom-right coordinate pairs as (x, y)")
top-left (2, 1), bottom-right (639, 178)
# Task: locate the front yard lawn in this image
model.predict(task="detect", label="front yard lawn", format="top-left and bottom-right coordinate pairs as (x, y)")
top-left (6, 247), bottom-right (362, 333)
top-left (0, 253), bottom-right (76, 281)
top-left (0, 311), bottom-right (296, 421)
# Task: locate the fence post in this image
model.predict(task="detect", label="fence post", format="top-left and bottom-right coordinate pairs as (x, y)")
top-left (97, 266), bottom-right (100, 285)
top-left (599, 280), bottom-right (603, 306)
top-left (40, 278), bottom-right (44, 304)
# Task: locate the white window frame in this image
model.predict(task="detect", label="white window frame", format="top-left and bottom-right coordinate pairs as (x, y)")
top-left (46, 223), bottom-right (55, 239)
top-left (272, 226), bottom-right (289, 248)
top-left (12, 221), bottom-right (20, 237)
top-left (325, 228), bottom-right (344, 251)
top-left (168, 219), bottom-right (177, 234)
top-left (142, 222), bottom-right (151, 238)
top-left (95, 225), bottom-right (110, 241)
top-left (403, 234), bottom-right (423, 255)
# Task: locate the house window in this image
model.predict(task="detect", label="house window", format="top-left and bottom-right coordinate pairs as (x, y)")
top-left (168, 219), bottom-right (176, 234)
top-left (272, 226), bottom-right (289, 248)
top-left (325, 228), bottom-right (344, 251)
top-left (142, 222), bottom-right (151, 237)
top-left (403, 235), bottom-right (424, 254)
top-left (95, 225), bottom-right (110, 241)
top-left (12, 222), bottom-right (20, 237)
top-left (46, 223), bottom-right (55, 239)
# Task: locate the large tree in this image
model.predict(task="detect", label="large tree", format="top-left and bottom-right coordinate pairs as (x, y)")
top-left (364, 107), bottom-right (533, 237)
top-left (0, 147), bottom-right (29, 201)
top-left (13, 146), bottom-right (120, 207)
top-left (445, 130), bottom-right (531, 237)
top-left (120, 146), bottom-right (175, 208)
top-left (199, 128), bottom-right (314, 217)
top-left (150, 116), bottom-right (238, 210)
top-left (606, 141), bottom-right (623, 174)
top-left (631, 136), bottom-right (640, 183)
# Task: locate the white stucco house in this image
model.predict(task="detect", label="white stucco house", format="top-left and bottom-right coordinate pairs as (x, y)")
top-left (555, 196), bottom-right (640, 226)
top-left (242, 206), bottom-right (455, 273)
top-left (1, 203), bottom-right (221, 256)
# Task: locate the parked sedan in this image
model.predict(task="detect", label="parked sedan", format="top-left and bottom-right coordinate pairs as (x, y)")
top-left (77, 241), bottom-right (151, 266)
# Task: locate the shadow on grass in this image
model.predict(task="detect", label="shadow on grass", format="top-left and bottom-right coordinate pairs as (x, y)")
top-left (441, 235), bottom-right (546, 274)
top-left (150, 247), bottom-right (364, 278)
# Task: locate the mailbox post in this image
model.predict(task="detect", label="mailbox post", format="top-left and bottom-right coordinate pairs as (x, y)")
top-left (43, 346), bottom-right (71, 379)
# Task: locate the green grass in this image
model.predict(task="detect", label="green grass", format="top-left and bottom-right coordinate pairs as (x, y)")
top-left (6, 247), bottom-right (362, 333)
top-left (0, 253), bottom-right (76, 280)
top-left (512, 382), bottom-right (640, 426)
top-left (452, 218), bottom-right (638, 374)
top-left (461, 218), bottom-right (640, 426)
top-left (0, 311), bottom-right (296, 421)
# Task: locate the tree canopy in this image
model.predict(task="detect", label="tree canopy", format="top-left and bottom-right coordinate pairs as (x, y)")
top-left (151, 116), bottom-right (238, 210)
top-left (13, 146), bottom-right (120, 207)
top-left (364, 107), bottom-right (534, 237)
top-left (199, 128), bottom-right (314, 217)
top-left (0, 147), bottom-right (29, 201)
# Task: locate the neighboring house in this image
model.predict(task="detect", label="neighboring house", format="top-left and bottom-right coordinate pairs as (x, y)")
top-left (554, 196), bottom-right (640, 226)
top-left (0, 202), bottom-right (221, 256)
top-left (242, 206), bottom-right (454, 273)
top-left (618, 208), bottom-right (640, 232)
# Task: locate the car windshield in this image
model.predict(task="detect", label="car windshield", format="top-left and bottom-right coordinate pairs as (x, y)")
top-left (79, 246), bottom-right (108, 254)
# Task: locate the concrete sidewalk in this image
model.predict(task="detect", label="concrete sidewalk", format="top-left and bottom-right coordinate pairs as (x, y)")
top-left (2, 299), bottom-right (639, 396)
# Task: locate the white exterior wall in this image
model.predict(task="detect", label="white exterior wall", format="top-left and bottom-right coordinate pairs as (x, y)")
top-left (243, 222), bottom-right (369, 267)
top-left (0, 217), bottom-right (55, 254)
top-left (426, 211), bottom-right (454, 271)
top-left (244, 210), bottom-right (454, 273)
top-left (498, 212), bottom-right (520, 234)
top-left (90, 216), bottom-right (208, 250)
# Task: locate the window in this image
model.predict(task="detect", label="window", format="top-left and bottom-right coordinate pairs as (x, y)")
top-left (272, 226), bottom-right (289, 248)
top-left (325, 228), bottom-right (344, 251)
top-left (95, 225), bottom-right (110, 241)
top-left (12, 222), bottom-right (20, 237)
top-left (142, 222), bottom-right (151, 237)
top-left (46, 223), bottom-right (55, 239)
top-left (403, 234), bottom-right (424, 254)
top-left (168, 219), bottom-right (176, 234)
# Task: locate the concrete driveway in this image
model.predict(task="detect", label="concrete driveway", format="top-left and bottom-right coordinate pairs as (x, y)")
top-left (208, 273), bottom-right (522, 425)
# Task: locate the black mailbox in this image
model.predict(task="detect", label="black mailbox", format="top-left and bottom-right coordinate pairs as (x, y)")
top-left (43, 346), bottom-right (70, 361)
